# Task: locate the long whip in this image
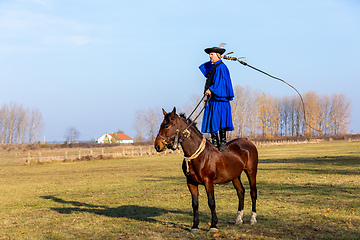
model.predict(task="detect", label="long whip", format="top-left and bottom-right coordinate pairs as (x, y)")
top-left (222, 54), bottom-right (321, 133)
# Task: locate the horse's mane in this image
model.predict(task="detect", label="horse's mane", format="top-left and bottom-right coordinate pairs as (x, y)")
top-left (179, 113), bottom-right (202, 134)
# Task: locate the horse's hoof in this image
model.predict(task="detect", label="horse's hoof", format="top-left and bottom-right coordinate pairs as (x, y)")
top-left (235, 219), bottom-right (243, 224)
top-left (235, 210), bottom-right (244, 224)
top-left (190, 228), bottom-right (199, 233)
top-left (209, 227), bottom-right (219, 233)
top-left (250, 211), bottom-right (257, 225)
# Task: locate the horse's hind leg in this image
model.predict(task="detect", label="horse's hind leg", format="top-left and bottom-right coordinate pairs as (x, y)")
top-left (232, 176), bottom-right (245, 224)
top-left (245, 169), bottom-right (258, 224)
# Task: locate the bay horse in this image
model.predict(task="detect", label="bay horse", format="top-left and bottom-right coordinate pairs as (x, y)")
top-left (154, 107), bottom-right (258, 232)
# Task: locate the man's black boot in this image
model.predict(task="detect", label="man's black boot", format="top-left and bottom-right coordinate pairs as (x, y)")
top-left (219, 129), bottom-right (227, 151)
top-left (211, 133), bottom-right (219, 149)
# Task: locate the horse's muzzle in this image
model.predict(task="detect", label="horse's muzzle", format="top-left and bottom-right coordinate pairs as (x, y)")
top-left (155, 133), bottom-right (179, 152)
top-left (155, 143), bottom-right (163, 152)
top-left (154, 136), bottom-right (166, 152)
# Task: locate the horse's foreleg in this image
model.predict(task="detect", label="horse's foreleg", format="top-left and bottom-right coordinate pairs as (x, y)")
top-left (204, 179), bottom-right (218, 232)
top-left (232, 176), bottom-right (245, 224)
top-left (187, 180), bottom-right (199, 232)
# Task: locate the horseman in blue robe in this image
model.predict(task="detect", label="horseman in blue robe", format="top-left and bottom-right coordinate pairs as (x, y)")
top-left (200, 46), bottom-right (234, 151)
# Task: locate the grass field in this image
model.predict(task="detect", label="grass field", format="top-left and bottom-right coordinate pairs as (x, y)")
top-left (0, 141), bottom-right (359, 239)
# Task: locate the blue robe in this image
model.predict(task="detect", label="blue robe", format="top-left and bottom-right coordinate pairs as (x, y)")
top-left (199, 60), bottom-right (234, 134)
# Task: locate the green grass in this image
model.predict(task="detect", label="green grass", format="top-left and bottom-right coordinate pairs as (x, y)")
top-left (0, 141), bottom-right (359, 239)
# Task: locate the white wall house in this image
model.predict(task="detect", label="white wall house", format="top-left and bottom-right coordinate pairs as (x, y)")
top-left (97, 133), bottom-right (134, 144)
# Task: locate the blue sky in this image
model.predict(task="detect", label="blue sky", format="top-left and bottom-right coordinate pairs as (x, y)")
top-left (1, 0), bottom-right (359, 141)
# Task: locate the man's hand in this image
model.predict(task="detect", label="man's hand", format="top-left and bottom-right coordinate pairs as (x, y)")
top-left (205, 89), bottom-right (211, 96)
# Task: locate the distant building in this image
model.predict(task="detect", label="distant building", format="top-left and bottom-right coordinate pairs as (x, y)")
top-left (97, 133), bottom-right (134, 144)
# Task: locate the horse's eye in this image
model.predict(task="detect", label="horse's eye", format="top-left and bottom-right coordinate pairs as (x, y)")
top-left (164, 124), bottom-right (171, 129)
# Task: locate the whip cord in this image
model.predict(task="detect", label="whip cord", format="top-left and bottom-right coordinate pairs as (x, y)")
top-left (223, 55), bottom-right (321, 133)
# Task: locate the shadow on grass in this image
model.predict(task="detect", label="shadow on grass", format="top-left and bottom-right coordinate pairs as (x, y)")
top-left (260, 155), bottom-right (360, 176)
top-left (39, 154), bottom-right (359, 238)
top-left (219, 209), bottom-right (360, 240)
top-left (40, 195), bottom-right (193, 230)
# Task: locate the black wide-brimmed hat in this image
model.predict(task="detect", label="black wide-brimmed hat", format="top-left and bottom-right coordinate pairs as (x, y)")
top-left (204, 47), bottom-right (226, 55)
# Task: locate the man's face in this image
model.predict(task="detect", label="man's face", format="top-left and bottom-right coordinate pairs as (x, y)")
top-left (209, 52), bottom-right (220, 63)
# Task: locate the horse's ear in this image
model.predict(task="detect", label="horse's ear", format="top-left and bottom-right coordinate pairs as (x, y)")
top-left (171, 107), bottom-right (176, 115)
top-left (162, 108), bottom-right (167, 116)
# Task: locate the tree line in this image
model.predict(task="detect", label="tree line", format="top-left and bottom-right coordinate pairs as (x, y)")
top-left (133, 85), bottom-right (351, 141)
top-left (0, 102), bottom-right (44, 144)
top-left (230, 85), bottom-right (351, 138)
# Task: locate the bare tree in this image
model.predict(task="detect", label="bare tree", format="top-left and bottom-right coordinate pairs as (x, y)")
top-left (288, 96), bottom-right (302, 136)
top-left (133, 107), bottom-right (167, 142)
top-left (28, 108), bottom-right (44, 143)
top-left (0, 103), bottom-right (44, 144)
top-left (133, 109), bottom-right (147, 142)
top-left (64, 127), bottom-right (81, 143)
top-left (8, 102), bottom-right (19, 144)
top-left (257, 93), bottom-right (279, 137)
top-left (246, 89), bottom-right (259, 137)
top-left (133, 87), bottom-right (352, 139)
top-left (329, 93), bottom-right (351, 135)
top-left (230, 85), bottom-right (259, 138)
top-left (231, 85), bottom-right (248, 138)
top-left (303, 91), bottom-right (322, 135)
top-left (16, 105), bottom-right (29, 143)
top-left (316, 94), bottom-right (331, 135)
top-left (0, 104), bottom-right (9, 144)
top-left (145, 107), bottom-right (162, 142)
top-left (279, 96), bottom-right (290, 136)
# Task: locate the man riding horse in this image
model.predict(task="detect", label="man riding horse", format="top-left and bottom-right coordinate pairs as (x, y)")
top-left (154, 48), bottom-right (258, 231)
top-left (200, 46), bottom-right (234, 151)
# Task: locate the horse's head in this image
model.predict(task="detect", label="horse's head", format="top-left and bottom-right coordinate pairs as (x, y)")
top-left (154, 107), bottom-right (183, 152)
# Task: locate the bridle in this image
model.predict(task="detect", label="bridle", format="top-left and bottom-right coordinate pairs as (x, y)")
top-left (157, 94), bottom-right (211, 150)
top-left (157, 110), bottom-right (208, 175)
top-left (158, 129), bottom-right (181, 150)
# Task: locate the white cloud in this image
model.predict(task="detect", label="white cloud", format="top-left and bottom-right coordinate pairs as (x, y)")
top-left (0, 2), bottom-right (93, 51)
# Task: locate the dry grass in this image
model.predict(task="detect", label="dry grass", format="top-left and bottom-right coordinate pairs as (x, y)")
top-left (0, 141), bottom-right (359, 239)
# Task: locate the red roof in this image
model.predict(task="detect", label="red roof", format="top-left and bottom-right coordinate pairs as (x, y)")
top-left (109, 133), bottom-right (133, 140)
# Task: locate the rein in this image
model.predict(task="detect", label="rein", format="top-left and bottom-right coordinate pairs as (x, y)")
top-left (158, 97), bottom-right (210, 175)
top-left (183, 95), bottom-right (211, 138)
top-left (183, 136), bottom-right (207, 174)
top-left (158, 95), bottom-right (210, 151)
top-left (181, 97), bottom-right (210, 174)
top-left (187, 94), bottom-right (207, 121)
